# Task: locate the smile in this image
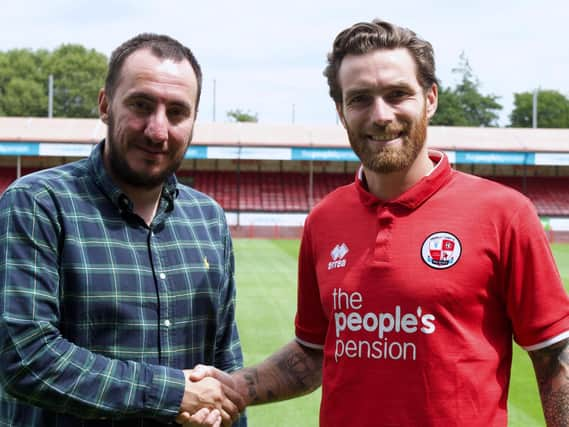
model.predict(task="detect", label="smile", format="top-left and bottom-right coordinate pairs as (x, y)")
top-left (135, 145), bottom-right (166, 156)
top-left (367, 133), bottom-right (404, 145)
top-left (369, 134), bottom-right (401, 142)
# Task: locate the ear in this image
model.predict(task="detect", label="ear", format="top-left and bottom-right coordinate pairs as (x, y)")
top-left (98, 88), bottom-right (110, 124)
top-left (335, 102), bottom-right (347, 129)
top-left (425, 83), bottom-right (438, 119)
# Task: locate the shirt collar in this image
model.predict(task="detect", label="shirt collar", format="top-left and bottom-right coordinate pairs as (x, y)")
top-left (355, 150), bottom-right (452, 210)
top-left (88, 140), bottom-right (179, 217)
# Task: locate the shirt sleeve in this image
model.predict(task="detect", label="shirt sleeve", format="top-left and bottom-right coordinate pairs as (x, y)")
top-left (502, 198), bottom-right (569, 350)
top-left (294, 217), bottom-right (327, 348)
top-left (0, 184), bottom-right (185, 420)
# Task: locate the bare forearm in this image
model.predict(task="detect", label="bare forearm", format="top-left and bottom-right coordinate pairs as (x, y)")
top-left (530, 338), bottom-right (569, 427)
top-left (232, 340), bottom-right (323, 406)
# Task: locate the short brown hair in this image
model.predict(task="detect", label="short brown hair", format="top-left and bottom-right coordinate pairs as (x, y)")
top-left (105, 33), bottom-right (203, 106)
top-left (323, 19), bottom-right (438, 104)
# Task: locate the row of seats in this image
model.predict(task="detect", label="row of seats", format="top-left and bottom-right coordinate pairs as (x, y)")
top-left (177, 170), bottom-right (334, 211)
top-left (184, 170), bottom-right (569, 216)
top-left (0, 168), bottom-right (567, 216)
top-left (490, 176), bottom-right (569, 216)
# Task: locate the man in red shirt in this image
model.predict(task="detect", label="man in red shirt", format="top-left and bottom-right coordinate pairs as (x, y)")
top-left (185, 19), bottom-right (569, 427)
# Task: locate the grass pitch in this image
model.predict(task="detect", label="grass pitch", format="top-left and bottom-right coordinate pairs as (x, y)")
top-left (234, 239), bottom-right (569, 426)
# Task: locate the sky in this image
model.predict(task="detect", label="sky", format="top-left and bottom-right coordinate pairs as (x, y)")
top-left (2, 0), bottom-right (569, 127)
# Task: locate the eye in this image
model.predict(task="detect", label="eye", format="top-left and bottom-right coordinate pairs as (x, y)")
top-left (386, 90), bottom-right (409, 103)
top-left (128, 98), bottom-right (154, 114)
top-left (167, 105), bottom-right (191, 123)
top-left (347, 94), bottom-right (372, 106)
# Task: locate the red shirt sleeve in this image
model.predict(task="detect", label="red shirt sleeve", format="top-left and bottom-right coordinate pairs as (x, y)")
top-left (503, 199), bottom-right (569, 349)
top-left (295, 217), bottom-right (327, 348)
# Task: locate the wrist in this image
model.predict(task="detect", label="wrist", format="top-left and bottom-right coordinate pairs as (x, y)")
top-left (232, 370), bottom-right (255, 406)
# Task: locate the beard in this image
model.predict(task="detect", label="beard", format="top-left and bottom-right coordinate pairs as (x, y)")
top-left (105, 112), bottom-right (190, 189)
top-left (346, 105), bottom-right (428, 174)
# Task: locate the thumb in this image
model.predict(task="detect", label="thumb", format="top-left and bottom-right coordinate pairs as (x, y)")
top-left (189, 364), bottom-right (211, 381)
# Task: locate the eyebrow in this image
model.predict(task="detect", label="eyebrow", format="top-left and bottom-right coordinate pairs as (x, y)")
top-left (126, 91), bottom-right (193, 113)
top-left (345, 81), bottom-right (415, 98)
top-left (386, 81), bottom-right (415, 91)
top-left (125, 92), bottom-right (155, 102)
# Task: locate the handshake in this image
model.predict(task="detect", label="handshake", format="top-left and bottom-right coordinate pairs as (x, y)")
top-left (175, 341), bottom-right (323, 426)
top-left (176, 365), bottom-right (247, 427)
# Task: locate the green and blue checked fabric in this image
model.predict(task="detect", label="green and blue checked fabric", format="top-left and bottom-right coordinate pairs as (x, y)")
top-left (0, 142), bottom-right (245, 426)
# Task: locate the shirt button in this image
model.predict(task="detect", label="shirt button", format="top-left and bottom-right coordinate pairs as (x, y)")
top-left (164, 319), bottom-right (171, 327)
top-left (159, 273), bottom-right (166, 280)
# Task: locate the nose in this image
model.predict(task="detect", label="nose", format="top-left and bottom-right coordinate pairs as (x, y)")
top-left (144, 106), bottom-right (168, 143)
top-left (371, 97), bottom-right (395, 125)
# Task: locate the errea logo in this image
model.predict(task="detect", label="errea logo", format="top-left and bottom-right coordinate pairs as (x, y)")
top-left (328, 243), bottom-right (349, 270)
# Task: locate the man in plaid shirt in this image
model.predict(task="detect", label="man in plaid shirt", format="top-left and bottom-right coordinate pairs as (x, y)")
top-left (0, 33), bottom-right (244, 426)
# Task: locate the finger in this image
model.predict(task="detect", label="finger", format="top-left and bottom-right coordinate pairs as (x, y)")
top-left (190, 365), bottom-right (235, 388)
top-left (221, 414), bottom-right (235, 427)
top-left (218, 393), bottom-right (240, 421)
top-left (204, 408), bottom-right (222, 427)
top-left (219, 408), bottom-right (233, 426)
top-left (188, 407), bottom-right (211, 425)
top-left (175, 411), bottom-right (191, 424)
top-left (189, 364), bottom-right (215, 382)
top-left (222, 383), bottom-right (246, 412)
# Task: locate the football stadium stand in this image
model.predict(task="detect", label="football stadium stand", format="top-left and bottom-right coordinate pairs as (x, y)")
top-left (491, 176), bottom-right (569, 217)
top-left (182, 172), bottom-right (569, 216)
top-left (0, 117), bottom-right (568, 239)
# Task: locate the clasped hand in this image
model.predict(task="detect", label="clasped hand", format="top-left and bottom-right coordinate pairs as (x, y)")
top-left (176, 365), bottom-right (245, 427)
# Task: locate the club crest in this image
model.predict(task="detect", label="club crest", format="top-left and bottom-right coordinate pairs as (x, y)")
top-left (421, 232), bottom-right (461, 269)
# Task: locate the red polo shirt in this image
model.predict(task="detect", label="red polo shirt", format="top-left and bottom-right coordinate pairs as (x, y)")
top-left (295, 151), bottom-right (569, 426)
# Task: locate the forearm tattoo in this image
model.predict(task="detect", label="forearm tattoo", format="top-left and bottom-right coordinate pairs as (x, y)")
top-left (530, 339), bottom-right (569, 426)
top-left (275, 346), bottom-right (322, 393)
top-left (239, 343), bottom-right (322, 404)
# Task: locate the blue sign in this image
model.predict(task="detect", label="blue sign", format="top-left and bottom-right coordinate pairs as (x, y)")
top-left (291, 148), bottom-right (359, 162)
top-left (0, 142), bottom-right (40, 156)
top-left (184, 146), bottom-right (208, 159)
top-left (455, 151), bottom-right (534, 165)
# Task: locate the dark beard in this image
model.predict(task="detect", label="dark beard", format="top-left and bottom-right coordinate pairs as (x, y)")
top-left (347, 107), bottom-right (428, 174)
top-left (105, 113), bottom-right (188, 189)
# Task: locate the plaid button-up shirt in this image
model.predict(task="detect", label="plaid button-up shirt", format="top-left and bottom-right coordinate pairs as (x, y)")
top-left (0, 142), bottom-right (245, 426)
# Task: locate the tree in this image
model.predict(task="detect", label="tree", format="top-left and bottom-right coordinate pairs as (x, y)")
top-left (45, 44), bottom-right (107, 117)
top-left (509, 90), bottom-right (569, 128)
top-left (430, 86), bottom-right (469, 126)
top-left (0, 45), bottom-right (107, 118)
top-left (431, 53), bottom-right (502, 127)
top-left (1, 78), bottom-right (46, 117)
top-left (227, 108), bottom-right (258, 122)
top-left (0, 48), bottom-right (49, 116)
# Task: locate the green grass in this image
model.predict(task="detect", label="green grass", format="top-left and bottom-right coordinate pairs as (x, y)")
top-left (234, 239), bottom-right (320, 426)
top-left (234, 239), bottom-right (569, 426)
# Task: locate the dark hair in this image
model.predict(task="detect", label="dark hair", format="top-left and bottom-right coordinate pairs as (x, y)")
top-left (323, 19), bottom-right (438, 104)
top-left (105, 33), bottom-right (203, 106)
